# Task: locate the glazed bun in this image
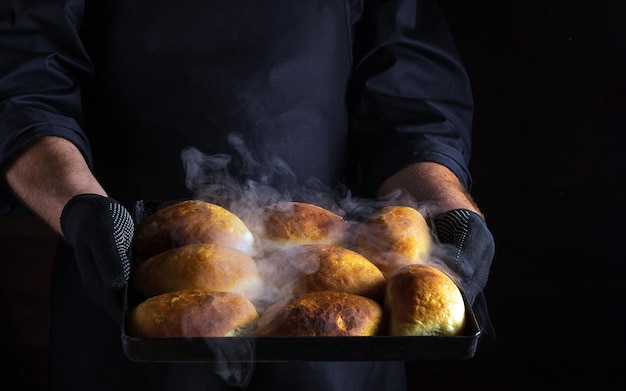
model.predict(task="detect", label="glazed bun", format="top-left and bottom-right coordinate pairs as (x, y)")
top-left (385, 264), bottom-right (466, 336)
top-left (256, 291), bottom-right (383, 337)
top-left (354, 205), bottom-right (432, 275)
top-left (127, 289), bottom-right (259, 338)
top-left (133, 200), bottom-right (254, 256)
top-left (259, 202), bottom-right (349, 250)
top-left (264, 244), bottom-right (386, 301)
top-left (132, 243), bottom-right (262, 298)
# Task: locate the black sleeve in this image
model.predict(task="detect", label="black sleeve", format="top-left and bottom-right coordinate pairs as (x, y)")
top-left (0, 0), bottom-right (93, 214)
top-left (348, 0), bottom-right (474, 196)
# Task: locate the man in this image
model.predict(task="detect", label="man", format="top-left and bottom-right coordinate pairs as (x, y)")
top-left (0, 0), bottom-right (494, 389)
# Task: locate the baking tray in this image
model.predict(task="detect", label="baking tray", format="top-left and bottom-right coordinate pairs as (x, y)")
top-left (121, 200), bottom-right (482, 362)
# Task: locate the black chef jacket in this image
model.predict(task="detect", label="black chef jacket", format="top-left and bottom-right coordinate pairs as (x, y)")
top-left (0, 0), bottom-right (474, 390)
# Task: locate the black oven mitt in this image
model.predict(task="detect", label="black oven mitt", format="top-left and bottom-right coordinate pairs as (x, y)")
top-left (60, 194), bottom-right (134, 324)
top-left (432, 209), bottom-right (495, 306)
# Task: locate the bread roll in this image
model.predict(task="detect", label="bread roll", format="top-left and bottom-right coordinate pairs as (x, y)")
top-left (385, 264), bottom-right (465, 336)
top-left (264, 244), bottom-right (385, 301)
top-left (260, 202), bottom-right (349, 250)
top-left (256, 291), bottom-right (383, 337)
top-left (127, 289), bottom-right (259, 338)
top-left (133, 200), bottom-right (254, 256)
top-left (354, 205), bottom-right (432, 275)
top-left (132, 243), bottom-right (262, 298)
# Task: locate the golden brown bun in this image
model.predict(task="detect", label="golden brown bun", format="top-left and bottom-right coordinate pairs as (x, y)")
top-left (260, 202), bottom-right (349, 249)
top-left (132, 244), bottom-right (262, 298)
top-left (354, 205), bottom-right (432, 275)
top-left (265, 244), bottom-right (386, 301)
top-left (256, 291), bottom-right (383, 337)
top-left (385, 264), bottom-right (466, 336)
top-left (133, 200), bottom-right (254, 256)
top-left (127, 289), bottom-right (259, 338)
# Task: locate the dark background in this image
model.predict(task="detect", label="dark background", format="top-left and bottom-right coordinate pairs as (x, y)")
top-left (409, 0), bottom-right (626, 389)
top-left (1, 1), bottom-right (625, 389)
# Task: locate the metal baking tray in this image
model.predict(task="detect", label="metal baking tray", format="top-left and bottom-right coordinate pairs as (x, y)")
top-left (121, 200), bottom-right (481, 362)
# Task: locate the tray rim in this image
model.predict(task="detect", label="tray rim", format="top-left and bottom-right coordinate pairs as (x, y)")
top-left (122, 199), bottom-right (482, 363)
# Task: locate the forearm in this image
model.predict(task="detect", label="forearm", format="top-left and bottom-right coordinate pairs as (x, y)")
top-left (377, 162), bottom-right (482, 217)
top-left (3, 136), bottom-right (107, 235)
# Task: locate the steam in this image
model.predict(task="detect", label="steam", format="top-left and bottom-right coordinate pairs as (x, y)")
top-left (178, 132), bottom-right (466, 384)
top-left (182, 132), bottom-right (347, 217)
top-left (204, 337), bottom-right (256, 388)
top-left (180, 133), bottom-right (462, 305)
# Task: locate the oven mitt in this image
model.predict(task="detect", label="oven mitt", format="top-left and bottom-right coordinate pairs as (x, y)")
top-left (60, 194), bottom-right (134, 324)
top-left (432, 209), bottom-right (495, 306)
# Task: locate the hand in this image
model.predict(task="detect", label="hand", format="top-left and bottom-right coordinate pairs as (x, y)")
top-left (60, 194), bottom-right (134, 324)
top-left (432, 209), bottom-right (495, 305)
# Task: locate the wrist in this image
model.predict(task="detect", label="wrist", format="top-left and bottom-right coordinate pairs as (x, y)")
top-left (4, 136), bottom-right (107, 234)
top-left (378, 162), bottom-right (482, 217)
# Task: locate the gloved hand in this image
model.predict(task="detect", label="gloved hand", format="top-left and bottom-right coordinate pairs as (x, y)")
top-left (432, 209), bottom-right (495, 306)
top-left (60, 194), bottom-right (134, 324)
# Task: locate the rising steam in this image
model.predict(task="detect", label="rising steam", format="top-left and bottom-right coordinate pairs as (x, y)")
top-left (178, 132), bottom-right (464, 385)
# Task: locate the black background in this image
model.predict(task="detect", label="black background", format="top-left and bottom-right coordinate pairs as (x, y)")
top-left (406, 1), bottom-right (626, 389)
